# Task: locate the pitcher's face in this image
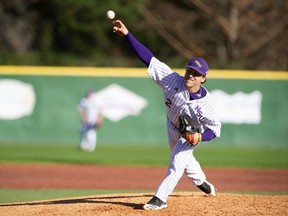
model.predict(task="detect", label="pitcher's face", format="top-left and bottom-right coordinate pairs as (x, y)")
top-left (184, 69), bottom-right (206, 92)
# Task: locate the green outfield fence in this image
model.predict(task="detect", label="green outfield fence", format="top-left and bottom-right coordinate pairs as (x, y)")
top-left (0, 66), bottom-right (287, 148)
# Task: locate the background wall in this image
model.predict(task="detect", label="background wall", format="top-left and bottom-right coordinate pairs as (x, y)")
top-left (0, 67), bottom-right (287, 148)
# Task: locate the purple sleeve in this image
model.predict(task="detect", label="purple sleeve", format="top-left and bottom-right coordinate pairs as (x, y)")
top-left (201, 129), bottom-right (216, 141)
top-left (124, 32), bottom-right (153, 67)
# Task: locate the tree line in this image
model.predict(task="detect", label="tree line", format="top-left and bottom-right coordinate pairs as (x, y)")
top-left (0, 0), bottom-right (287, 70)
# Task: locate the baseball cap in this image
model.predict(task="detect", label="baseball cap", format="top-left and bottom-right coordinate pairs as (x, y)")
top-left (86, 88), bottom-right (95, 96)
top-left (186, 57), bottom-right (209, 76)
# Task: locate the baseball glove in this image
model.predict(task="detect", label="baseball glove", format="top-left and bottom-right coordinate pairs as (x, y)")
top-left (178, 114), bottom-right (201, 145)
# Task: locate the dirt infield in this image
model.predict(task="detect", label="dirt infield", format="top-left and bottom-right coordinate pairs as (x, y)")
top-left (0, 164), bottom-right (288, 215)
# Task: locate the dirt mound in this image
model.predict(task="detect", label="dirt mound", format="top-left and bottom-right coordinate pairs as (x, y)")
top-left (1, 192), bottom-right (287, 216)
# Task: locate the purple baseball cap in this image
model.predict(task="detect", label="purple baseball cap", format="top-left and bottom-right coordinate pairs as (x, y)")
top-left (186, 57), bottom-right (209, 76)
top-left (86, 88), bottom-right (95, 96)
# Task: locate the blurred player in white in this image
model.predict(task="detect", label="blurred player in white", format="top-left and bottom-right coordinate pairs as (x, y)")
top-left (78, 88), bottom-right (103, 152)
top-left (113, 20), bottom-right (221, 210)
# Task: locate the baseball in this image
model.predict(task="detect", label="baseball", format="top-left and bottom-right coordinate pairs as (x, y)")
top-left (106, 10), bottom-right (115, 20)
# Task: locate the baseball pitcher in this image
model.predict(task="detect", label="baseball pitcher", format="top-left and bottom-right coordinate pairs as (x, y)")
top-left (113, 20), bottom-right (221, 210)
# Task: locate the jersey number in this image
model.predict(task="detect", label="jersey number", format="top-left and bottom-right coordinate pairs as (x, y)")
top-left (165, 98), bottom-right (172, 108)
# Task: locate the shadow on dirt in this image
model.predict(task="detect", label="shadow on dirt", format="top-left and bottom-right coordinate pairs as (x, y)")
top-left (0, 194), bottom-right (153, 210)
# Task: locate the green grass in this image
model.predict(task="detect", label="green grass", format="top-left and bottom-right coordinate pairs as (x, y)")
top-left (194, 147), bottom-right (288, 169)
top-left (1, 143), bottom-right (287, 203)
top-left (0, 143), bottom-right (287, 169)
top-left (0, 144), bottom-right (170, 166)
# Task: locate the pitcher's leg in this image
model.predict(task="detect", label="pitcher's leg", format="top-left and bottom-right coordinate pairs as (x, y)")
top-left (155, 140), bottom-right (193, 202)
top-left (185, 151), bottom-right (217, 196)
top-left (185, 151), bottom-right (206, 185)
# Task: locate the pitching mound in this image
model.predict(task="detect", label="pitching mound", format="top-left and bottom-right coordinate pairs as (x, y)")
top-left (1, 192), bottom-right (287, 216)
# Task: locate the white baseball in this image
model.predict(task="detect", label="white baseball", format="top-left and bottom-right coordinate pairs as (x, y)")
top-left (106, 10), bottom-right (115, 20)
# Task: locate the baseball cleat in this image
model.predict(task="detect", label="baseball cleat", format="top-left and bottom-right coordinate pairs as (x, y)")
top-left (197, 181), bottom-right (217, 196)
top-left (143, 196), bottom-right (167, 210)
